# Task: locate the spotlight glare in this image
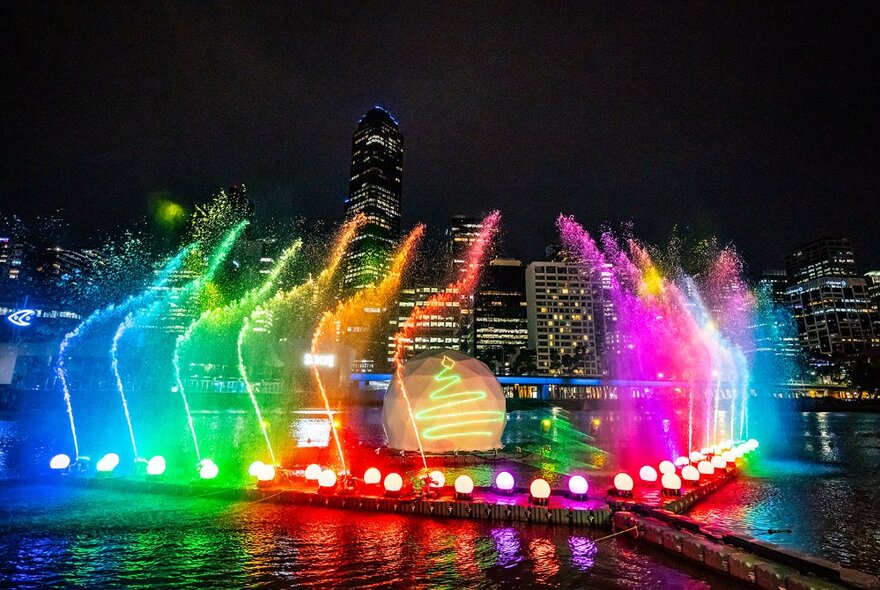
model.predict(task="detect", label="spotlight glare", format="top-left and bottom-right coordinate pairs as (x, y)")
top-left (49, 454), bottom-right (71, 470)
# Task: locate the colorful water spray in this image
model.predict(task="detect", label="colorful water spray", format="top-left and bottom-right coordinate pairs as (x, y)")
top-left (390, 211), bottom-right (501, 469)
top-left (309, 224), bottom-right (424, 474)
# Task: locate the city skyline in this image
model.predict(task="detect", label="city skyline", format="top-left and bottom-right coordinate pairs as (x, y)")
top-left (2, 4), bottom-right (878, 272)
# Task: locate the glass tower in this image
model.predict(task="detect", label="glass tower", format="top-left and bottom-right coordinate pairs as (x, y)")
top-left (342, 106), bottom-right (403, 293)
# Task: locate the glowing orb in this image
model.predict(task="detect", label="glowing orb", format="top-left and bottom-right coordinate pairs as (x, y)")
top-left (454, 475), bottom-right (474, 495)
top-left (541, 418), bottom-right (552, 431)
top-left (689, 451), bottom-right (703, 463)
top-left (658, 460), bottom-right (675, 475)
top-left (568, 475), bottom-right (588, 496)
top-left (383, 350), bottom-right (507, 453)
top-left (700, 447), bottom-right (710, 456)
top-left (258, 464), bottom-right (276, 482)
top-left (428, 470), bottom-right (445, 488)
top-left (661, 472), bottom-right (682, 490)
top-left (363, 467), bottom-right (382, 485)
top-left (639, 466), bottom-right (658, 482)
top-left (721, 450), bottom-right (735, 464)
top-left (49, 454), bottom-right (71, 470)
top-left (495, 471), bottom-right (515, 491)
top-left (248, 461), bottom-right (265, 477)
top-left (710, 456), bottom-right (726, 469)
top-left (318, 469), bottom-right (337, 488)
top-left (734, 446), bottom-right (746, 458)
top-left (304, 464), bottom-right (322, 480)
top-left (613, 473), bottom-right (634, 492)
top-left (146, 456), bottom-right (166, 476)
top-left (383, 473), bottom-right (403, 493)
top-left (747, 438), bottom-right (759, 450)
top-left (674, 456), bottom-right (689, 467)
top-left (530, 478), bottom-right (551, 499)
top-left (697, 461), bottom-right (714, 475)
top-left (96, 453), bottom-right (120, 473)
top-left (681, 465), bottom-right (700, 482)
top-left (198, 459), bottom-right (218, 480)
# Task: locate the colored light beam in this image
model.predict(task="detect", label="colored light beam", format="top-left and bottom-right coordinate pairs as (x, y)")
top-left (310, 224), bottom-right (424, 474)
top-left (391, 210), bottom-right (501, 469)
top-left (56, 244), bottom-right (195, 459)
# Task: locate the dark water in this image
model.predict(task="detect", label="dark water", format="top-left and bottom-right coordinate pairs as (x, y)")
top-left (0, 484), bottom-right (741, 589)
top-left (1, 410), bottom-right (878, 587)
top-left (687, 411), bottom-right (880, 576)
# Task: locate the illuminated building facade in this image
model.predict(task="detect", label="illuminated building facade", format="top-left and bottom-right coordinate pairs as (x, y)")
top-left (785, 239), bottom-right (877, 358)
top-left (470, 258), bottom-right (528, 374)
top-left (526, 261), bottom-right (602, 376)
top-left (389, 285), bottom-right (462, 359)
top-left (446, 215), bottom-right (483, 277)
top-left (342, 107), bottom-right (403, 293)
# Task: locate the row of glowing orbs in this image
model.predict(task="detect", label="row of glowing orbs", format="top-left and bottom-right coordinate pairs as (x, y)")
top-left (49, 452), bottom-right (219, 479)
top-left (614, 439), bottom-right (759, 492)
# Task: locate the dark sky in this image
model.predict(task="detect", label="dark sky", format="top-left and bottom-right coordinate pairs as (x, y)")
top-left (2, 3), bottom-right (879, 273)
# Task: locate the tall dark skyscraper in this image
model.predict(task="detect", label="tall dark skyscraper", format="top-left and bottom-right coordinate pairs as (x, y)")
top-left (342, 107), bottom-right (403, 293)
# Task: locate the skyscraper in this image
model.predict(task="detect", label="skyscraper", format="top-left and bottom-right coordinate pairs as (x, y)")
top-left (785, 237), bottom-right (857, 283)
top-left (342, 107), bottom-right (403, 293)
top-left (470, 258), bottom-right (529, 374)
top-left (446, 215), bottom-right (484, 277)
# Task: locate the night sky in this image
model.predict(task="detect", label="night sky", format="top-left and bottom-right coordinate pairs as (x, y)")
top-left (2, 3), bottom-right (878, 272)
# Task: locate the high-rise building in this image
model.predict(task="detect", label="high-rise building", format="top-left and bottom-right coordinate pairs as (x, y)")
top-left (863, 271), bottom-right (880, 338)
top-left (342, 106), bottom-right (403, 293)
top-left (388, 285), bottom-right (462, 360)
top-left (785, 239), bottom-right (877, 359)
top-left (470, 258), bottom-right (528, 374)
top-left (785, 238), bottom-right (857, 283)
top-left (526, 261), bottom-right (602, 376)
top-left (446, 215), bottom-right (484, 277)
top-left (757, 269), bottom-right (790, 305)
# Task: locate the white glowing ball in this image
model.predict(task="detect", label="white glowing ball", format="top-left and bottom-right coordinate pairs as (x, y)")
top-left (661, 472), bottom-right (682, 490)
top-left (454, 474), bottom-right (475, 495)
top-left (146, 456), bottom-right (166, 476)
top-left (383, 349), bottom-right (507, 453)
top-left (700, 447), bottom-right (710, 456)
top-left (613, 472), bottom-right (634, 492)
top-left (659, 460), bottom-right (675, 475)
top-left (495, 471), bottom-right (515, 491)
top-left (721, 450), bottom-right (736, 464)
top-left (258, 464), bottom-right (276, 482)
top-left (734, 446), bottom-right (746, 458)
top-left (710, 445), bottom-right (721, 455)
top-left (383, 472), bottom-right (403, 493)
top-left (748, 438), bottom-right (759, 450)
top-left (689, 451), bottom-right (703, 463)
top-left (674, 456), bottom-right (690, 467)
top-left (639, 465), bottom-right (658, 482)
top-left (710, 456), bottom-right (726, 469)
top-left (318, 469), bottom-right (337, 488)
top-left (568, 475), bottom-right (589, 496)
top-left (530, 478), bottom-right (551, 499)
top-left (304, 464), bottom-right (322, 480)
top-left (681, 465), bottom-right (700, 482)
top-left (49, 454), bottom-right (71, 470)
top-left (198, 459), bottom-right (219, 480)
top-left (96, 453), bottom-right (120, 473)
top-left (248, 461), bottom-right (265, 477)
top-left (363, 467), bottom-right (382, 485)
top-left (697, 460), bottom-right (714, 475)
top-left (428, 470), bottom-right (445, 488)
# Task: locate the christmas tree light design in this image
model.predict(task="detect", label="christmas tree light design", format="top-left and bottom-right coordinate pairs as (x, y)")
top-left (414, 356), bottom-right (506, 441)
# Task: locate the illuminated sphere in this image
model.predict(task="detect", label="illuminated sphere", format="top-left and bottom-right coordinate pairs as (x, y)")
top-left (428, 470), bottom-right (445, 488)
top-left (734, 446), bottom-right (746, 458)
top-left (248, 461), bottom-right (265, 477)
top-left (710, 456), bottom-right (726, 469)
top-left (363, 467), bottom-right (382, 485)
top-left (613, 472), bottom-right (634, 492)
top-left (639, 466), bottom-right (658, 482)
top-left (383, 472), bottom-right (403, 493)
top-left (681, 465), bottom-right (700, 482)
top-left (700, 447), bottom-right (710, 456)
top-left (304, 464), bottom-right (322, 480)
top-left (674, 456), bottom-right (690, 467)
top-left (748, 438), bottom-right (759, 450)
top-left (568, 475), bottom-right (588, 496)
top-left (661, 472), bottom-right (682, 490)
top-left (258, 464), bottom-right (276, 482)
top-left (530, 478), bottom-right (551, 500)
top-left (721, 450), bottom-right (736, 464)
top-left (689, 451), bottom-right (703, 463)
top-left (198, 459), bottom-right (219, 480)
top-left (318, 469), bottom-right (337, 488)
top-left (495, 471), bottom-right (515, 491)
top-left (697, 460), bottom-right (714, 475)
top-left (658, 460), bottom-right (675, 475)
top-left (146, 456), bottom-right (166, 476)
top-left (382, 350), bottom-right (507, 453)
top-left (96, 453), bottom-right (120, 473)
top-left (454, 474), bottom-right (475, 495)
top-left (49, 454), bottom-right (71, 470)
